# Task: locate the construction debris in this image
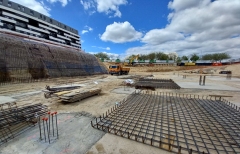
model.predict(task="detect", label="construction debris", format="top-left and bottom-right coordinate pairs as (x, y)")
top-left (0, 102), bottom-right (48, 145)
top-left (91, 90), bottom-right (240, 154)
top-left (55, 88), bottom-right (101, 103)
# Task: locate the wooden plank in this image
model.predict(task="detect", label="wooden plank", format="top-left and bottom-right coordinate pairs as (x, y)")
top-left (54, 91), bottom-right (71, 96)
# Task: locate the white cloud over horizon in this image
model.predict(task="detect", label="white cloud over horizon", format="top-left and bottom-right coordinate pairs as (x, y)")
top-left (80, 0), bottom-right (127, 17)
top-left (100, 21), bottom-right (142, 43)
top-left (11, 0), bottom-right (51, 16)
top-left (125, 0), bottom-right (240, 58)
top-left (92, 46), bottom-right (111, 50)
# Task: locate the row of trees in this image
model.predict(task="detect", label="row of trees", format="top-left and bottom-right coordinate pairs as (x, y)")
top-left (94, 52), bottom-right (231, 62)
top-left (130, 52), bottom-right (171, 61)
top-left (178, 53), bottom-right (230, 62)
top-left (94, 52), bottom-right (110, 60)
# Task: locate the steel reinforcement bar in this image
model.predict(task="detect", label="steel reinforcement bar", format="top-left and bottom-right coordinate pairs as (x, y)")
top-left (91, 90), bottom-right (240, 154)
top-left (0, 102), bottom-right (48, 145)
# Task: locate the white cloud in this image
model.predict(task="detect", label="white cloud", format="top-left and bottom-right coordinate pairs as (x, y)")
top-left (81, 30), bottom-right (88, 34)
top-left (80, 0), bottom-right (95, 10)
top-left (47, 0), bottom-right (71, 7)
top-left (142, 29), bottom-right (184, 45)
top-left (100, 21), bottom-right (142, 43)
top-left (80, 0), bottom-right (127, 17)
top-left (10, 0), bottom-right (51, 16)
top-left (81, 26), bottom-right (93, 34)
top-left (92, 46), bottom-right (111, 50)
top-left (125, 0), bottom-right (240, 58)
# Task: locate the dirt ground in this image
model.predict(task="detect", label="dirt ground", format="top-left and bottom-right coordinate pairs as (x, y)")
top-left (0, 63), bottom-right (239, 154)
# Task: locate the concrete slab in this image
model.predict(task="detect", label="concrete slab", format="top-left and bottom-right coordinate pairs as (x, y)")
top-left (177, 82), bottom-right (240, 91)
top-left (207, 76), bottom-right (240, 82)
top-left (12, 91), bottom-right (42, 99)
top-left (0, 96), bottom-right (16, 104)
top-left (0, 112), bottom-right (105, 154)
top-left (111, 87), bottom-right (138, 94)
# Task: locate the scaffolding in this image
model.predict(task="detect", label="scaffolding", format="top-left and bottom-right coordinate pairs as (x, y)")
top-left (92, 91), bottom-right (240, 154)
top-left (0, 33), bottom-right (108, 85)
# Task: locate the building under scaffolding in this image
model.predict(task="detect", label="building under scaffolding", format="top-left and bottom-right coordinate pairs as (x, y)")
top-left (0, 34), bottom-right (108, 85)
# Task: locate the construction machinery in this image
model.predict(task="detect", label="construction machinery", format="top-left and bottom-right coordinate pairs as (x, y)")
top-left (124, 55), bottom-right (139, 66)
top-left (108, 64), bottom-right (130, 75)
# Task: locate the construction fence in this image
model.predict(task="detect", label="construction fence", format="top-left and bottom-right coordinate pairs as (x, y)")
top-left (0, 34), bottom-right (108, 85)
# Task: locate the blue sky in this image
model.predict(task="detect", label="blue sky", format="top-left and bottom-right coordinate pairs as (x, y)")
top-left (13, 0), bottom-right (240, 59)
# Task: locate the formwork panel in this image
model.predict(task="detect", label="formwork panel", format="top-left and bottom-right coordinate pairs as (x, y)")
top-left (92, 91), bottom-right (240, 154)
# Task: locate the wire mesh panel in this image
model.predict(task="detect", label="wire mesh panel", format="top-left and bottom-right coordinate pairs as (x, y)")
top-left (91, 91), bottom-right (240, 154)
top-left (0, 33), bottom-right (108, 85)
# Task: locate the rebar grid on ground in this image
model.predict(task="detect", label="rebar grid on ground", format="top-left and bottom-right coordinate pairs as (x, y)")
top-left (0, 102), bottom-right (48, 145)
top-left (135, 79), bottom-right (181, 90)
top-left (91, 91), bottom-right (240, 154)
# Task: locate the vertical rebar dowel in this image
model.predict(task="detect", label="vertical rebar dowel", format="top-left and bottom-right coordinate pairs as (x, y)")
top-left (38, 116), bottom-right (42, 140)
top-left (55, 112), bottom-right (59, 139)
top-left (203, 76), bottom-right (206, 86)
top-left (199, 75), bottom-right (202, 85)
top-left (47, 112), bottom-right (51, 136)
top-left (189, 149), bottom-right (192, 154)
top-left (178, 146), bottom-right (181, 154)
top-left (45, 118), bottom-right (50, 144)
top-left (51, 114), bottom-right (54, 137)
top-left (42, 118), bottom-right (46, 142)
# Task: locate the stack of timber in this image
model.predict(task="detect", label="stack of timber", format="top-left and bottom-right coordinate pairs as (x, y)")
top-left (55, 88), bottom-right (101, 103)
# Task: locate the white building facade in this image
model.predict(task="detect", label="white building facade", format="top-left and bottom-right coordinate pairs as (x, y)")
top-left (0, 0), bottom-right (81, 50)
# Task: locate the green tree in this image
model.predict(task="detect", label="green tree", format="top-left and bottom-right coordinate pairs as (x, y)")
top-left (190, 54), bottom-right (199, 62)
top-left (94, 52), bottom-right (110, 60)
top-left (148, 53), bottom-right (156, 60)
top-left (202, 53), bottom-right (230, 62)
top-left (181, 56), bottom-right (188, 60)
top-left (176, 57), bottom-right (181, 63)
top-left (138, 54), bottom-right (148, 60)
top-left (155, 52), bottom-right (169, 60)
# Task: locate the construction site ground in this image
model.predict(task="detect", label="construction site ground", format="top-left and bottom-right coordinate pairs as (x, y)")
top-left (0, 64), bottom-right (240, 154)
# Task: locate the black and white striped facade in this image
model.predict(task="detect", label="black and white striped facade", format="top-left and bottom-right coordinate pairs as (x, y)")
top-left (0, 0), bottom-right (81, 50)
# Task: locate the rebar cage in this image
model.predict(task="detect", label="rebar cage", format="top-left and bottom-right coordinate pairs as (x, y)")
top-left (92, 90), bottom-right (240, 154)
top-left (0, 33), bottom-right (108, 85)
top-left (0, 102), bottom-right (48, 145)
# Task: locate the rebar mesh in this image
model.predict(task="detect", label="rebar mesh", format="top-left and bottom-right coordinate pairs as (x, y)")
top-left (0, 33), bottom-right (108, 85)
top-left (92, 91), bottom-right (240, 154)
top-left (0, 102), bottom-right (48, 145)
top-left (135, 78), bottom-right (181, 90)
